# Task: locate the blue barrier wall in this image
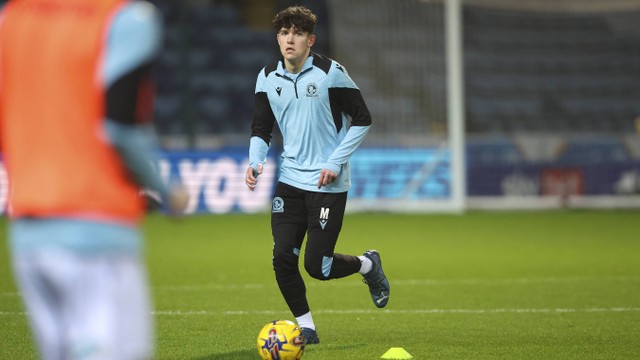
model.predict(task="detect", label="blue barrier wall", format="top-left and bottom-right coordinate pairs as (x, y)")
top-left (1, 147), bottom-right (638, 214)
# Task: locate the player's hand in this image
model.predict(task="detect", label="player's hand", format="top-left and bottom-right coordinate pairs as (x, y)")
top-left (317, 169), bottom-right (337, 189)
top-left (246, 163), bottom-right (263, 191)
top-left (167, 183), bottom-right (190, 215)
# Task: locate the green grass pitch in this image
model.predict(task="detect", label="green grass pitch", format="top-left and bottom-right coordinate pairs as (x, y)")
top-left (1, 210), bottom-right (639, 359)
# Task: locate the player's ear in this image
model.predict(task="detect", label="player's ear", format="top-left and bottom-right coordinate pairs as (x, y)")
top-left (308, 34), bottom-right (316, 48)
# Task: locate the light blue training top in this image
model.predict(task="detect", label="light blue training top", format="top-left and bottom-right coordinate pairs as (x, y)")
top-left (250, 53), bottom-right (372, 193)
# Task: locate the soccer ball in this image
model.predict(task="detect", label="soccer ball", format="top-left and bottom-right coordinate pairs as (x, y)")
top-left (256, 320), bottom-right (305, 360)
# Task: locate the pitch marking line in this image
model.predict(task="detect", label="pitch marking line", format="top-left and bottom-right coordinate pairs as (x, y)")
top-left (152, 307), bottom-right (640, 316)
top-left (2, 276), bottom-right (639, 296)
top-left (152, 276), bottom-right (640, 292)
top-left (2, 276), bottom-right (639, 298)
top-left (154, 276), bottom-right (640, 291)
top-left (2, 308), bottom-right (639, 317)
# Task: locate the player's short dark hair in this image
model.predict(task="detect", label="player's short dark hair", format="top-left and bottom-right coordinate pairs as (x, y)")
top-left (273, 6), bottom-right (317, 34)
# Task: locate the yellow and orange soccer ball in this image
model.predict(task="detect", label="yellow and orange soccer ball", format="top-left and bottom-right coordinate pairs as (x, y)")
top-left (256, 320), bottom-right (306, 360)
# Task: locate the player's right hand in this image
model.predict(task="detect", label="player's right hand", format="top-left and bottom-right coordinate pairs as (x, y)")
top-left (167, 183), bottom-right (190, 215)
top-left (245, 163), bottom-right (263, 191)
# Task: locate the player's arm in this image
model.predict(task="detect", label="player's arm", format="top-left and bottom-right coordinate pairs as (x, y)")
top-left (246, 71), bottom-right (276, 190)
top-left (102, 2), bottom-right (187, 212)
top-left (321, 66), bottom-right (372, 178)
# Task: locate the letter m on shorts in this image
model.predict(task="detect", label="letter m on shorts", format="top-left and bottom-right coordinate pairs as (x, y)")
top-left (320, 207), bottom-right (330, 220)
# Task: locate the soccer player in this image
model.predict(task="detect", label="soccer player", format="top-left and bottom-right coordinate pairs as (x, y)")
top-left (0, 1), bottom-right (188, 359)
top-left (245, 5), bottom-right (390, 344)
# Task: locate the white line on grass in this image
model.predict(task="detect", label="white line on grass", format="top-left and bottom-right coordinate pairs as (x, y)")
top-left (153, 275), bottom-right (640, 292)
top-left (4, 276), bottom-right (633, 296)
top-left (152, 307), bottom-right (640, 316)
top-left (3, 276), bottom-right (638, 297)
top-left (3, 308), bottom-right (639, 317)
top-left (0, 311), bottom-right (27, 316)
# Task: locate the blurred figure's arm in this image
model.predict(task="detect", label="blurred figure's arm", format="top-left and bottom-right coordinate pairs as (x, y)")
top-left (102, 2), bottom-right (187, 213)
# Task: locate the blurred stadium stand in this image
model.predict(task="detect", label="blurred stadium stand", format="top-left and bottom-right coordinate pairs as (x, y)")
top-left (150, 0), bottom-right (277, 142)
top-left (464, 4), bottom-right (640, 134)
top-left (327, 0), bottom-right (640, 157)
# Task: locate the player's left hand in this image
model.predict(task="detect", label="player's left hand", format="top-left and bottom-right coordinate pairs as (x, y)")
top-left (317, 169), bottom-right (337, 189)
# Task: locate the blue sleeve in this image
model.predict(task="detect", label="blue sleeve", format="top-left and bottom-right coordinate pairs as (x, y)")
top-left (249, 136), bottom-right (270, 172)
top-left (323, 62), bottom-right (372, 173)
top-left (330, 61), bottom-right (358, 89)
top-left (104, 122), bottom-right (168, 198)
top-left (102, 2), bottom-right (162, 87)
top-left (323, 125), bottom-right (370, 173)
top-left (102, 2), bottom-right (168, 198)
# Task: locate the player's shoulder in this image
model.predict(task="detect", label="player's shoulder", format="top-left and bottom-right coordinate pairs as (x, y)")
top-left (113, 1), bottom-right (162, 31)
top-left (311, 53), bottom-right (349, 77)
top-left (105, 0), bottom-right (162, 74)
top-left (260, 60), bottom-right (279, 78)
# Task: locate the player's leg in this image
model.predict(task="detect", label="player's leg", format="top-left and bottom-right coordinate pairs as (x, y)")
top-left (9, 219), bottom-right (81, 360)
top-left (65, 254), bottom-right (153, 360)
top-left (271, 182), bottom-right (309, 317)
top-left (304, 192), bottom-right (391, 308)
top-left (11, 250), bottom-right (67, 360)
top-left (64, 255), bottom-right (116, 360)
top-left (303, 191), bottom-right (360, 280)
top-left (297, 191), bottom-right (361, 344)
top-left (113, 256), bottom-right (154, 359)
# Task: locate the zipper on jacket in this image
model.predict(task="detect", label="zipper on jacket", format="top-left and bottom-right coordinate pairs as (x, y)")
top-left (276, 67), bottom-right (313, 99)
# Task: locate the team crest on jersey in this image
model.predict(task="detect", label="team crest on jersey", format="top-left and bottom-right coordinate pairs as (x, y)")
top-left (306, 82), bottom-right (319, 97)
top-left (272, 197), bottom-right (285, 213)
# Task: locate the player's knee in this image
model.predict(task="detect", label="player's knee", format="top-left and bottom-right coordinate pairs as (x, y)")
top-left (304, 256), bottom-right (332, 280)
top-left (273, 249), bottom-right (299, 274)
top-left (304, 264), bottom-right (327, 280)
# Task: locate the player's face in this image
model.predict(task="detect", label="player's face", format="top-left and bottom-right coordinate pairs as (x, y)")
top-left (277, 26), bottom-right (315, 69)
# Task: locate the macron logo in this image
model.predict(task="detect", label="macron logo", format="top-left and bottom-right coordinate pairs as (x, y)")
top-left (319, 207), bottom-right (330, 230)
top-left (276, 87), bottom-right (282, 96)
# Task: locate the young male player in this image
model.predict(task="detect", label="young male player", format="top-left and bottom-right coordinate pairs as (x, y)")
top-left (0, 1), bottom-right (188, 359)
top-left (245, 5), bottom-right (390, 344)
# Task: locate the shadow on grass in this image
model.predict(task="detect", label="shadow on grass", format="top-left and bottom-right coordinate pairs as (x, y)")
top-left (316, 342), bottom-right (367, 351)
top-left (192, 343), bottom-right (366, 359)
top-left (192, 348), bottom-right (256, 360)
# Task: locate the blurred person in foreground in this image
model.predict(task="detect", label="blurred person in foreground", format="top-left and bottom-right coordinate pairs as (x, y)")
top-left (0, 0), bottom-right (188, 359)
top-left (244, 5), bottom-right (390, 344)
